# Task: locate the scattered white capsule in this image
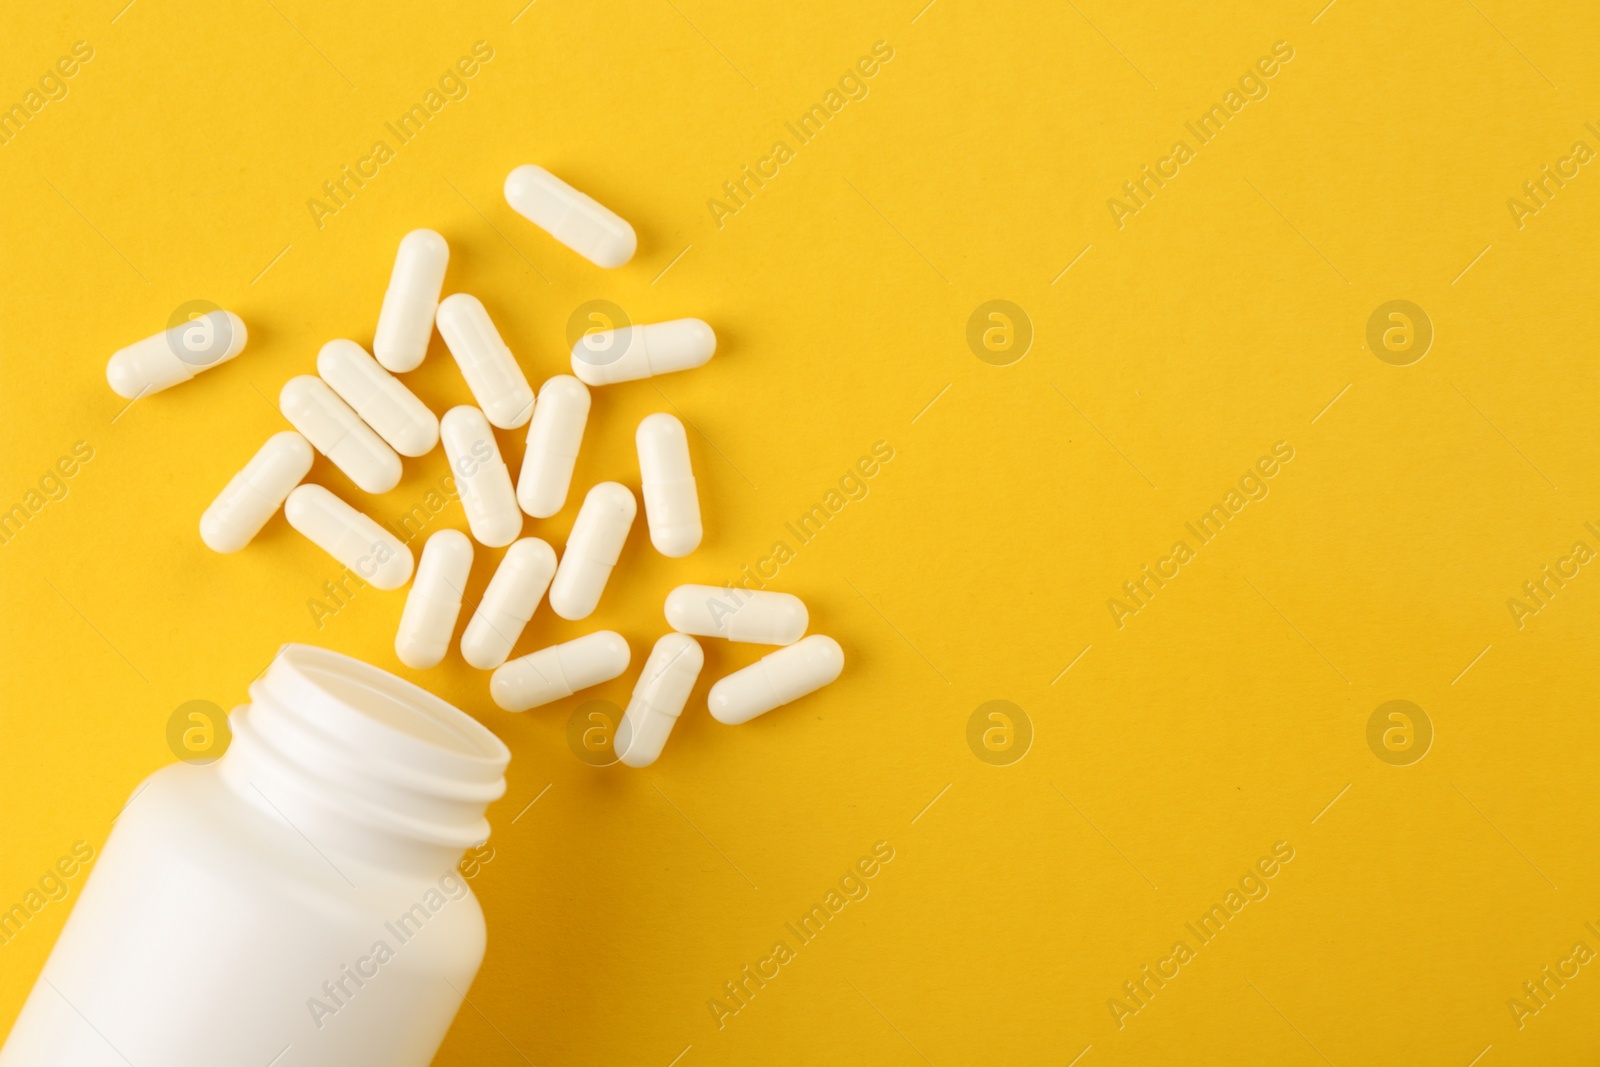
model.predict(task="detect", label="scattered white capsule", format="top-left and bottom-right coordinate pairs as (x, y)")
top-left (490, 631), bottom-right (631, 712)
top-left (440, 406), bottom-right (522, 548)
top-left (395, 529), bottom-right (473, 669)
top-left (570, 318), bottom-right (715, 387)
top-left (199, 432), bottom-right (314, 553)
top-left (435, 294), bottom-right (534, 429)
top-left (516, 375), bottom-right (591, 518)
top-left (106, 310), bottom-right (248, 399)
top-left (615, 634), bottom-right (703, 768)
top-left (664, 586), bottom-right (808, 645)
top-left (503, 164), bottom-right (636, 268)
top-left (279, 376), bottom-right (402, 495)
top-left (461, 538), bottom-right (557, 670)
top-left (317, 339), bottom-right (439, 457)
top-left (373, 229), bottom-right (449, 373)
top-left (708, 635), bottom-right (844, 725)
top-left (636, 413), bottom-right (701, 557)
top-left (548, 483), bottom-right (636, 620)
top-left (283, 484), bottom-right (413, 590)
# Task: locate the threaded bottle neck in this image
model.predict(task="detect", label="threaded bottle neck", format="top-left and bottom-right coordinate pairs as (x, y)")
top-left (219, 644), bottom-right (510, 877)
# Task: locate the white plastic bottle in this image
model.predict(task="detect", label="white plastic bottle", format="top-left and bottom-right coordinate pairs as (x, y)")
top-left (0, 645), bottom-right (511, 1067)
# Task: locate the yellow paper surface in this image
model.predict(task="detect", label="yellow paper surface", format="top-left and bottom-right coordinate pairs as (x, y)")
top-left (2, 2), bottom-right (1598, 1063)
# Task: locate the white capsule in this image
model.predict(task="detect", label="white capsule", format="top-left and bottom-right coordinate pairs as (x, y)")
top-left (615, 634), bottom-right (703, 767)
top-left (708, 636), bottom-right (844, 725)
top-left (106, 310), bottom-right (248, 399)
top-left (516, 375), bottom-right (590, 518)
top-left (490, 631), bottom-right (630, 712)
top-left (664, 586), bottom-right (808, 645)
top-left (279, 375), bottom-right (401, 495)
top-left (435, 294), bottom-right (535, 429)
top-left (503, 164), bottom-right (636, 268)
top-left (374, 229), bottom-right (449, 373)
top-left (548, 483), bottom-right (636, 620)
top-left (395, 529), bottom-right (473, 669)
top-left (317, 339), bottom-right (439, 457)
top-left (461, 538), bottom-right (557, 670)
top-left (571, 318), bottom-right (715, 386)
top-left (199, 432), bottom-right (314, 553)
top-left (440, 406), bottom-right (522, 548)
top-left (636, 413), bottom-right (701, 557)
top-left (283, 484), bottom-right (413, 590)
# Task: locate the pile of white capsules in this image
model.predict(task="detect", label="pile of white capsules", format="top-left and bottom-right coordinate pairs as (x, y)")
top-left (103, 164), bottom-right (844, 768)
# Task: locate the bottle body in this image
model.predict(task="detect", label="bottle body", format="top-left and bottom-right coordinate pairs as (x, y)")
top-left (0, 645), bottom-right (510, 1067)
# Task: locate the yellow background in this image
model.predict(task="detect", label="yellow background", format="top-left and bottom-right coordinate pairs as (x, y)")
top-left (3, 1), bottom-right (1599, 1063)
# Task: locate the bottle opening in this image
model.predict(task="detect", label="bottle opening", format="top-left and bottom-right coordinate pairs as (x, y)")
top-left (291, 646), bottom-right (500, 761)
top-left (224, 644), bottom-right (510, 869)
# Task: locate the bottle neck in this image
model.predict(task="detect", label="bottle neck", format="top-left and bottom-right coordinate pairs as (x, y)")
top-left (219, 644), bottom-right (509, 879)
